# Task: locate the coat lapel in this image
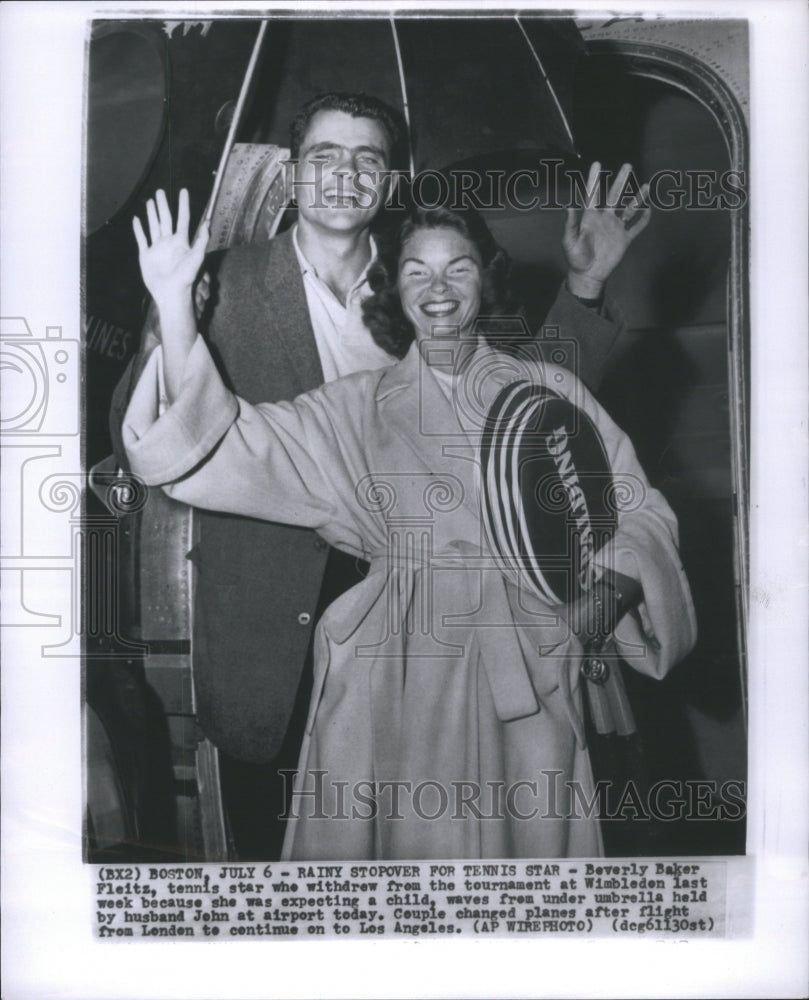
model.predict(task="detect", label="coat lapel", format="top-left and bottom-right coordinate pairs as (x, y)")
top-left (376, 345), bottom-right (483, 524)
top-left (376, 342), bottom-right (545, 524)
top-left (262, 229), bottom-right (324, 394)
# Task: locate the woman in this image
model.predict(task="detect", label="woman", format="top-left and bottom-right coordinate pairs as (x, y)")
top-left (124, 192), bottom-right (696, 860)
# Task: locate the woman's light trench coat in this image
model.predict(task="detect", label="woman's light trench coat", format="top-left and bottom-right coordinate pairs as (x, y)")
top-left (124, 336), bottom-right (697, 860)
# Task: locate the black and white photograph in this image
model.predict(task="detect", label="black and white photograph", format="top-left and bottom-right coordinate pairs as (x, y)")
top-left (84, 8), bottom-right (748, 864)
top-left (1, 1), bottom-right (807, 998)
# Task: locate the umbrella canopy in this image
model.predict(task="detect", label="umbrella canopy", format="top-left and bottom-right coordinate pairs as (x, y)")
top-left (86, 15), bottom-right (586, 237)
top-left (242, 15), bottom-right (584, 171)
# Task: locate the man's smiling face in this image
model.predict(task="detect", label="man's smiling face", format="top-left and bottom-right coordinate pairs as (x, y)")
top-left (294, 109), bottom-right (392, 235)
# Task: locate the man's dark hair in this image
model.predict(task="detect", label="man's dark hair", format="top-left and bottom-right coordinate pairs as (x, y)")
top-left (361, 206), bottom-right (514, 359)
top-left (289, 92), bottom-right (407, 170)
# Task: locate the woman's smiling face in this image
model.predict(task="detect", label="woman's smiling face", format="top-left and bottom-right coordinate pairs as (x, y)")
top-left (397, 226), bottom-right (483, 343)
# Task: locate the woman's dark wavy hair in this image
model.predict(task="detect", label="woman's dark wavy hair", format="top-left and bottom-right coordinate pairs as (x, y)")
top-left (362, 207), bottom-right (515, 359)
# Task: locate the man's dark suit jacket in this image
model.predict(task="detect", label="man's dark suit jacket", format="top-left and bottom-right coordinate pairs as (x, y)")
top-left (110, 227), bottom-right (623, 763)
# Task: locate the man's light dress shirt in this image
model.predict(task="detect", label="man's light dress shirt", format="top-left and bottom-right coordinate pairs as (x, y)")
top-left (292, 225), bottom-right (396, 381)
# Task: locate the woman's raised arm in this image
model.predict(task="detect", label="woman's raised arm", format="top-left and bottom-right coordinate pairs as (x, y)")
top-left (132, 188), bottom-right (209, 401)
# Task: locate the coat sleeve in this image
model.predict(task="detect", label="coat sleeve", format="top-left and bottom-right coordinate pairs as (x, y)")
top-left (550, 366), bottom-right (698, 679)
top-left (539, 283), bottom-right (625, 394)
top-left (109, 248), bottom-right (232, 471)
top-left (108, 302), bottom-right (162, 471)
top-left (122, 336), bottom-right (373, 556)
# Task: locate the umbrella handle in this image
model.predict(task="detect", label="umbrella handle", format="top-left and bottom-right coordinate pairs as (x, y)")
top-left (199, 20), bottom-right (269, 232)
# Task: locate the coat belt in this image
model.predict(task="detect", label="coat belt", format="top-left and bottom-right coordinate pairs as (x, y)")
top-left (327, 543), bottom-right (587, 744)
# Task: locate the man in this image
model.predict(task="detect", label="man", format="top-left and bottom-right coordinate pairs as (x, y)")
top-left (110, 92), bottom-right (649, 859)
